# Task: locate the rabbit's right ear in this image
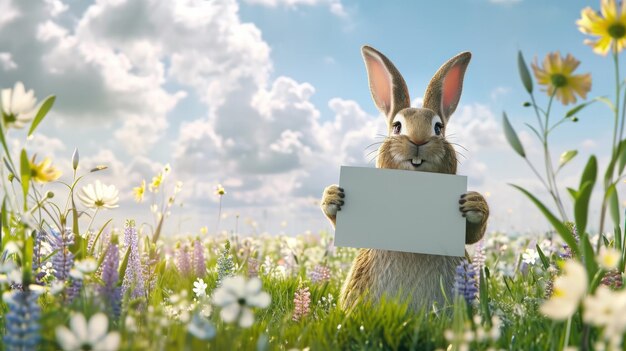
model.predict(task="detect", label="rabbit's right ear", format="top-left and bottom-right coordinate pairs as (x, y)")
top-left (362, 46), bottom-right (410, 119)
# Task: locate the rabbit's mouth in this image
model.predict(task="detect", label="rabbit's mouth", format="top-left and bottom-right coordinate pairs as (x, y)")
top-left (410, 157), bottom-right (423, 167)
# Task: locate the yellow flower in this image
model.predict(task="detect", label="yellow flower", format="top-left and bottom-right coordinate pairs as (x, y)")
top-left (29, 156), bottom-right (61, 183)
top-left (532, 52), bottom-right (592, 105)
top-left (215, 184), bottom-right (226, 196)
top-left (577, 0), bottom-right (626, 55)
top-left (133, 180), bottom-right (146, 203)
top-left (149, 172), bottom-right (163, 193)
top-left (597, 247), bottom-right (621, 270)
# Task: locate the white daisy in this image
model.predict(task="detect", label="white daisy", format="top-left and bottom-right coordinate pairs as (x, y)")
top-left (540, 260), bottom-right (588, 320)
top-left (78, 180), bottom-right (119, 210)
top-left (212, 276), bottom-right (271, 328)
top-left (55, 313), bottom-right (120, 351)
top-left (521, 248), bottom-right (539, 265)
top-left (597, 247), bottom-right (621, 271)
top-left (193, 278), bottom-right (207, 298)
top-left (1, 81), bottom-right (37, 129)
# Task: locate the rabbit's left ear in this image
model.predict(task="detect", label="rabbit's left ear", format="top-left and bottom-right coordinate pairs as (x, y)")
top-left (423, 52), bottom-right (471, 122)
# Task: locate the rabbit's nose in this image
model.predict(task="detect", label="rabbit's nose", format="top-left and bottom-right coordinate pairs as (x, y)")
top-left (408, 138), bottom-right (429, 147)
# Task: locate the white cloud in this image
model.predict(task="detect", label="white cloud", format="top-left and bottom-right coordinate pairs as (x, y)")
top-left (0, 52), bottom-right (17, 70)
top-left (446, 103), bottom-right (505, 154)
top-left (245, 0), bottom-right (347, 17)
top-left (44, 0), bottom-right (68, 17)
top-left (0, 0), bottom-right (19, 29)
top-left (490, 86), bottom-right (511, 100)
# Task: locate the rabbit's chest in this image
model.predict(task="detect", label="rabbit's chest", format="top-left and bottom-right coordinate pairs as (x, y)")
top-left (370, 252), bottom-right (462, 308)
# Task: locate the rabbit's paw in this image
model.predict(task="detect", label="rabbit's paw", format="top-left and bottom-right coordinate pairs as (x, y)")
top-left (321, 185), bottom-right (345, 219)
top-left (459, 191), bottom-right (488, 224)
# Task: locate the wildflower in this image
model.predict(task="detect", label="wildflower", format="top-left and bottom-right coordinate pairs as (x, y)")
top-left (74, 257), bottom-right (97, 275)
top-left (100, 239), bottom-right (121, 319)
top-left (176, 244), bottom-right (191, 277)
top-left (472, 240), bottom-right (486, 276)
top-left (187, 313), bottom-right (216, 340)
top-left (193, 278), bottom-right (207, 298)
top-left (121, 220), bottom-right (145, 300)
top-left (72, 148), bottom-right (79, 170)
top-left (30, 156), bottom-right (62, 183)
top-left (583, 285), bottom-right (626, 347)
top-left (216, 240), bottom-right (235, 287)
top-left (578, 0), bottom-right (626, 55)
top-left (55, 313), bottom-right (120, 351)
top-left (78, 180), bottom-right (119, 210)
top-left (602, 270), bottom-right (624, 289)
top-left (247, 257), bottom-right (259, 278)
top-left (149, 172), bottom-right (163, 192)
top-left (215, 184), bottom-right (226, 196)
top-left (3, 290), bottom-right (41, 350)
top-left (192, 239), bottom-right (206, 278)
top-left (522, 248), bottom-right (539, 265)
top-left (133, 180), bottom-right (146, 203)
top-left (540, 260), bottom-right (588, 320)
top-left (1, 81), bottom-right (37, 129)
top-left (292, 286), bottom-right (311, 321)
top-left (212, 276), bottom-right (271, 328)
top-left (309, 264), bottom-right (331, 283)
top-left (531, 52), bottom-right (591, 105)
top-left (454, 259), bottom-right (478, 304)
top-left (597, 247), bottom-right (620, 270)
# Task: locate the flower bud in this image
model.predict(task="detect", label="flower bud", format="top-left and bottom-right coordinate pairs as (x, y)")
top-left (572, 117), bottom-right (579, 122)
top-left (523, 102), bottom-right (531, 107)
top-left (45, 191), bottom-right (54, 198)
top-left (72, 148), bottom-right (79, 170)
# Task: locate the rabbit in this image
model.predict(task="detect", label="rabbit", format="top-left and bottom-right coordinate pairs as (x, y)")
top-left (320, 45), bottom-right (489, 312)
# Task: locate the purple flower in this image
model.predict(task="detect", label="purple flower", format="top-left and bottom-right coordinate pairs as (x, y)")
top-left (192, 239), bottom-right (206, 278)
top-left (454, 259), bottom-right (478, 304)
top-left (309, 264), bottom-right (331, 284)
top-left (3, 290), bottom-right (41, 350)
top-left (100, 239), bottom-right (121, 319)
top-left (51, 228), bottom-right (81, 301)
top-left (292, 286), bottom-right (311, 322)
top-left (122, 220), bottom-right (145, 300)
top-left (176, 244), bottom-right (191, 277)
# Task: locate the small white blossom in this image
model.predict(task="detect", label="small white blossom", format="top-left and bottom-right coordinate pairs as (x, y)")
top-left (193, 278), bottom-right (207, 298)
top-left (540, 260), bottom-right (588, 320)
top-left (78, 180), bottom-right (119, 210)
top-left (212, 276), bottom-right (271, 328)
top-left (1, 81), bottom-right (37, 129)
top-left (521, 248), bottom-right (539, 265)
top-left (597, 247), bottom-right (620, 271)
top-left (55, 313), bottom-right (120, 351)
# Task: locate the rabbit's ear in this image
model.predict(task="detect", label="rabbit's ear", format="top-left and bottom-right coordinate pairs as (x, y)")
top-left (423, 52), bottom-right (471, 122)
top-left (362, 46), bottom-right (410, 119)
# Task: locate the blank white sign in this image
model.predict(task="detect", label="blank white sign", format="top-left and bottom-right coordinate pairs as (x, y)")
top-left (335, 166), bottom-right (467, 257)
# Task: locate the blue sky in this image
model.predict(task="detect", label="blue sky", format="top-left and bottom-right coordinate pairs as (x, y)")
top-left (0, 0), bottom-right (623, 236)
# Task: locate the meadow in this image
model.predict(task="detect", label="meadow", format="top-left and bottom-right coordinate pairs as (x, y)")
top-left (2, 0), bottom-right (626, 350)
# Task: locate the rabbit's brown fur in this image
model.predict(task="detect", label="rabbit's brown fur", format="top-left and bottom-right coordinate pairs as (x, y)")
top-left (320, 46), bottom-right (489, 311)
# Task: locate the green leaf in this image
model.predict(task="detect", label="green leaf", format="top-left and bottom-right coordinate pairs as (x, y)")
top-left (22, 231), bottom-right (34, 286)
top-left (565, 100), bottom-right (596, 118)
top-left (609, 184), bottom-right (621, 228)
top-left (581, 234), bottom-right (598, 279)
top-left (118, 247), bottom-right (131, 287)
top-left (517, 51), bottom-right (533, 94)
top-left (510, 184), bottom-right (579, 257)
top-left (566, 187), bottom-right (578, 200)
top-left (19, 150), bottom-right (30, 211)
top-left (89, 218), bottom-right (113, 256)
top-left (479, 268), bottom-right (491, 322)
top-left (558, 150), bottom-right (577, 171)
top-left (618, 140), bottom-right (626, 175)
top-left (579, 155), bottom-right (597, 190)
top-left (574, 181), bottom-right (594, 236)
top-left (595, 96), bottom-right (615, 112)
top-left (0, 119), bottom-right (15, 168)
top-left (536, 244), bottom-right (550, 270)
top-left (27, 95), bottom-right (55, 137)
top-left (502, 112), bottom-right (526, 157)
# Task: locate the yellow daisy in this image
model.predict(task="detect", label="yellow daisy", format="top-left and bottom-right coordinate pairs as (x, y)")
top-left (577, 0), bottom-right (626, 55)
top-left (30, 156), bottom-right (61, 183)
top-left (531, 52), bottom-right (592, 105)
top-left (149, 172), bottom-right (163, 193)
top-left (133, 179), bottom-right (146, 203)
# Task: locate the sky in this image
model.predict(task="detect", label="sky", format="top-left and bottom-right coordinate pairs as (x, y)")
top-left (0, 0), bottom-right (624, 237)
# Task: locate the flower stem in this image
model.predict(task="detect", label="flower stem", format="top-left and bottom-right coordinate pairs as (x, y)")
top-left (217, 196), bottom-right (223, 234)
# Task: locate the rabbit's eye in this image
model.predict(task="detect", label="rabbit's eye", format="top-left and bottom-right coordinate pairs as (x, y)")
top-left (392, 121), bottom-right (402, 135)
top-left (434, 122), bottom-right (443, 136)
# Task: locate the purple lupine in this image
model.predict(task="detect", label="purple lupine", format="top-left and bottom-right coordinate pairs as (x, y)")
top-left (3, 290), bottom-right (41, 350)
top-left (454, 259), bottom-right (478, 304)
top-left (32, 231), bottom-right (48, 283)
top-left (122, 220), bottom-right (145, 300)
top-left (472, 240), bottom-right (486, 277)
top-left (292, 286), bottom-right (311, 322)
top-left (176, 244), bottom-right (191, 277)
top-left (100, 239), bottom-right (121, 319)
top-left (51, 228), bottom-right (81, 301)
top-left (192, 239), bottom-right (206, 278)
top-left (309, 264), bottom-right (331, 284)
top-left (247, 257), bottom-right (259, 278)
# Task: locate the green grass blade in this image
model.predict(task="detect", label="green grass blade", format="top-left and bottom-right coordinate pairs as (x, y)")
top-left (27, 95), bottom-right (55, 137)
top-left (19, 149), bottom-right (30, 211)
top-left (510, 184), bottom-right (579, 257)
top-left (574, 181), bottom-right (593, 237)
top-left (536, 244), bottom-right (550, 270)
